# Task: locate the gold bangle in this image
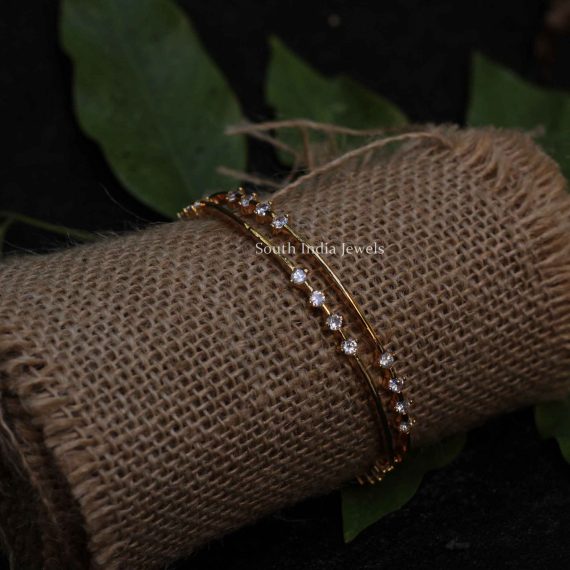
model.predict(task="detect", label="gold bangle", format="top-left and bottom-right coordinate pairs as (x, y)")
top-left (180, 190), bottom-right (414, 483)
top-left (222, 188), bottom-right (414, 463)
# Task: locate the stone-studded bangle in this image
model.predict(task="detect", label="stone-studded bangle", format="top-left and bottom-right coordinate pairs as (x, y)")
top-left (222, 188), bottom-right (415, 467)
top-left (180, 190), bottom-right (413, 484)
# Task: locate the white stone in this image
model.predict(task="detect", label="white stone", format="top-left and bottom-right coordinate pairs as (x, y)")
top-left (271, 214), bottom-right (289, 229)
top-left (388, 377), bottom-right (404, 393)
top-left (240, 194), bottom-right (254, 207)
top-left (379, 352), bottom-right (395, 368)
top-left (291, 268), bottom-right (307, 285)
top-left (394, 399), bottom-right (409, 414)
top-left (255, 202), bottom-right (271, 216)
top-left (399, 421), bottom-right (411, 434)
top-left (309, 290), bottom-right (325, 307)
top-left (227, 191), bottom-right (239, 202)
top-left (326, 314), bottom-right (343, 331)
top-left (341, 338), bottom-right (358, 355)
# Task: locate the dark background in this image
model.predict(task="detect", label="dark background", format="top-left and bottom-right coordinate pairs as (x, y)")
top-left (0, 0), bottom-right (569, 568)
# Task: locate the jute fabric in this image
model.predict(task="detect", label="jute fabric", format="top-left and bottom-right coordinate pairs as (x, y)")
top-left (0, 127), bottom-right (568, 568)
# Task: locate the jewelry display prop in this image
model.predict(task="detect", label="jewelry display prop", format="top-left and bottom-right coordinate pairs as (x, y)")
top-left (0, 127), bottom-right (568, 569)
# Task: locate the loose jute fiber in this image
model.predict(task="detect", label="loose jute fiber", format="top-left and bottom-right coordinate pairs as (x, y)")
top-left (0, 127), bottom-right (569, 569)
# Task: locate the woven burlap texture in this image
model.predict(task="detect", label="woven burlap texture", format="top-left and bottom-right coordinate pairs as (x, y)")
top-left (0, 127), bottom-right (568, 569)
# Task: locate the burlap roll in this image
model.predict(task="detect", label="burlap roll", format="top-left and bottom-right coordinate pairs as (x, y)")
top-left (0, 127), bottom-right (568, 569)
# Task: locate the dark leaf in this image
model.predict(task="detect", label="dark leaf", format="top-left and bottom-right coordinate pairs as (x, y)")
top-left (342, 434), bottom-right (466, 542)
top-left (535, 396), bottom-right (570, 463)
top-left (467, 53), bottom-right (570, 181)
top-left (62, 0), bottom-right (246, 217)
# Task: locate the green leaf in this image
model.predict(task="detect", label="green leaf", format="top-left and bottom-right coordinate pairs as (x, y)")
top-left (267, 37), bottom-right (407, 128)
top-left (535, 396), bottom-right (570, 463)
top-left (0, 211), bottom-right (96, 242)
top-left (266, 37), bottom-right (407, 160)
top-left (61, 0), bottom-right (245, 218)
top-left (467, 53), bottom-right (570, 181)
top-left (0, 211), bottom-right (96, 256)
top-left (341, 434), bottom-right (466, 542)
top-left (0, 218), bottom-right (14, 256)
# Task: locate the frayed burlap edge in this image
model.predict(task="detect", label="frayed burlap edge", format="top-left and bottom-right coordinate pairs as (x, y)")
top-left (447, 128), bottom-right (570, 364)
top-left (228, 121), bottom-right (570, 371)
top-left (0, 324), bottom-right (92, 566)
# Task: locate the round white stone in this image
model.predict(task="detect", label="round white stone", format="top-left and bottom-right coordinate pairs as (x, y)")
top-left (255, 202), bottom-right (271, 216)
top-left (271, 214), bottom-right (289, 229)
top-left (291, 268), bottom-right (307, 285)
top-left (394, 399), bottom-right (409, 414)
top-left (309, 290), bottom-right (325, 307)
top-left (388, 377), bottom-right (404, 393)
top-left (341, 338), bottom-right (358, 355)
top-left (326, 314), bottom-right (343, 331)
top-left (399, 421), bottom-right (411, 434)
top-left (379, 352), bottom-right (395, 368)
top-left (240, 194), bottom-right (254, 207)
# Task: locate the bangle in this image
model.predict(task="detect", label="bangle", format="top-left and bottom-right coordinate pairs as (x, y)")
top-left (227, 188), bottom-right (413, 460)
top-left (180, 189), bottom-right (414, 484)
top-left (224, 189), bottom-right (414, 474)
